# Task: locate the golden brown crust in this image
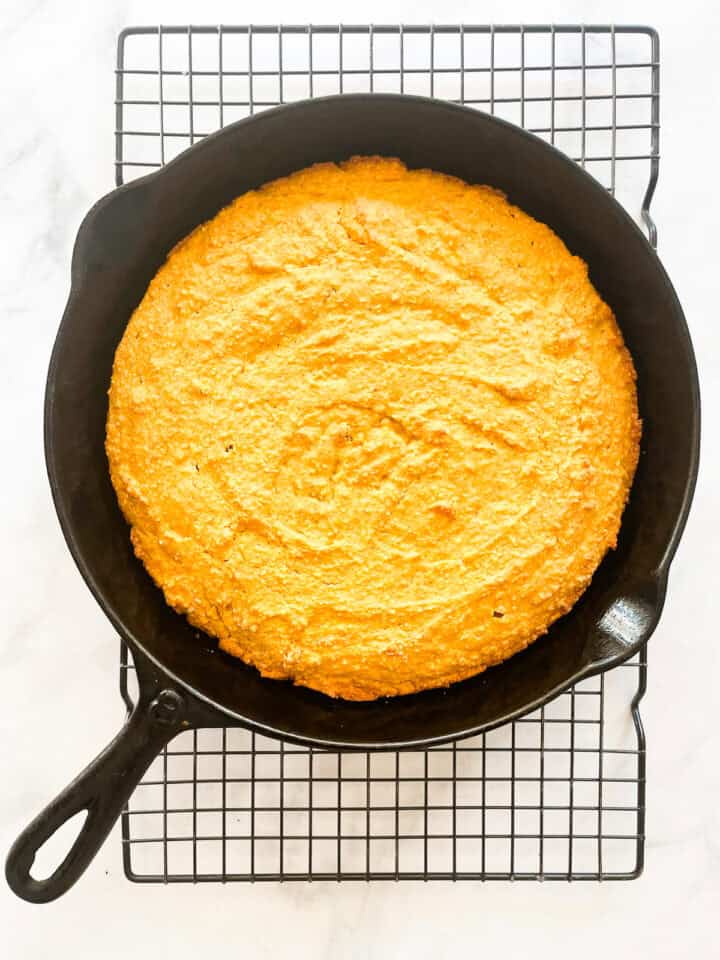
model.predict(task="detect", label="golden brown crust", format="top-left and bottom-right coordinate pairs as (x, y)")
top-left (106, 156), bottom-right (640, 700)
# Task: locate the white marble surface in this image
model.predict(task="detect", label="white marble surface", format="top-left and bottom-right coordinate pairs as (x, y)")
top-left (1, 0), bottom-right (719, 956)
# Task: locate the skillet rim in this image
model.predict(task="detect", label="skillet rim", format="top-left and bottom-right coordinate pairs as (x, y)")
top-left (44, 92), bottom-right (701, 750)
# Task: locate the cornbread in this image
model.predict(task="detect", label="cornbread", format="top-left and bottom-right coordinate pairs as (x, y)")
top-left (106, 156), bottom-right (640, 700)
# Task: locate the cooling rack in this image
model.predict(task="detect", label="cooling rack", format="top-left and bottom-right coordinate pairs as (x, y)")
top-left (116, 23), bottom-right (657, 882)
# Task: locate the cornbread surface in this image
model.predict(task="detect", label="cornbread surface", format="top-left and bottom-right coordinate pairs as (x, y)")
top-left (106, 157), bottom-right (640, 700)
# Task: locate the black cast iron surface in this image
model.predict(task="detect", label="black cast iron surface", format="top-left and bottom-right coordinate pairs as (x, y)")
top-left (43, 93), bottom-right (700, 745)
top-left (6, 29), bottom-right (699, 901)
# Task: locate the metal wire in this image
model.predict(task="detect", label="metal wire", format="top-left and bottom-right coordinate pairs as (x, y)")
top-left (116, 23), bottom-right (656, 883)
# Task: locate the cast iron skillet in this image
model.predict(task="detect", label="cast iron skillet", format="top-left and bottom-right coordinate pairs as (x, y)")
top-left (6, 94), bottom-right (699, 902)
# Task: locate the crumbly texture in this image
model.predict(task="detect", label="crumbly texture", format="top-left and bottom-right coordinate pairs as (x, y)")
top-left (106, 156), bottom-right (640, 701)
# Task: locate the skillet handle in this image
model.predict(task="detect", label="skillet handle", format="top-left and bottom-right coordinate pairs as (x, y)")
top-left (5, 687), bottom-right (187, 903)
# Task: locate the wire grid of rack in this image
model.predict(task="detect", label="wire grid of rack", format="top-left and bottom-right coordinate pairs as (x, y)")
top-left (116, 23), bottom-right (657, 882)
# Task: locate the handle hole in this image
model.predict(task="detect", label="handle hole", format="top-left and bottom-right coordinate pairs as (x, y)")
top-left (29, 809), bottom-right (89, 881)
